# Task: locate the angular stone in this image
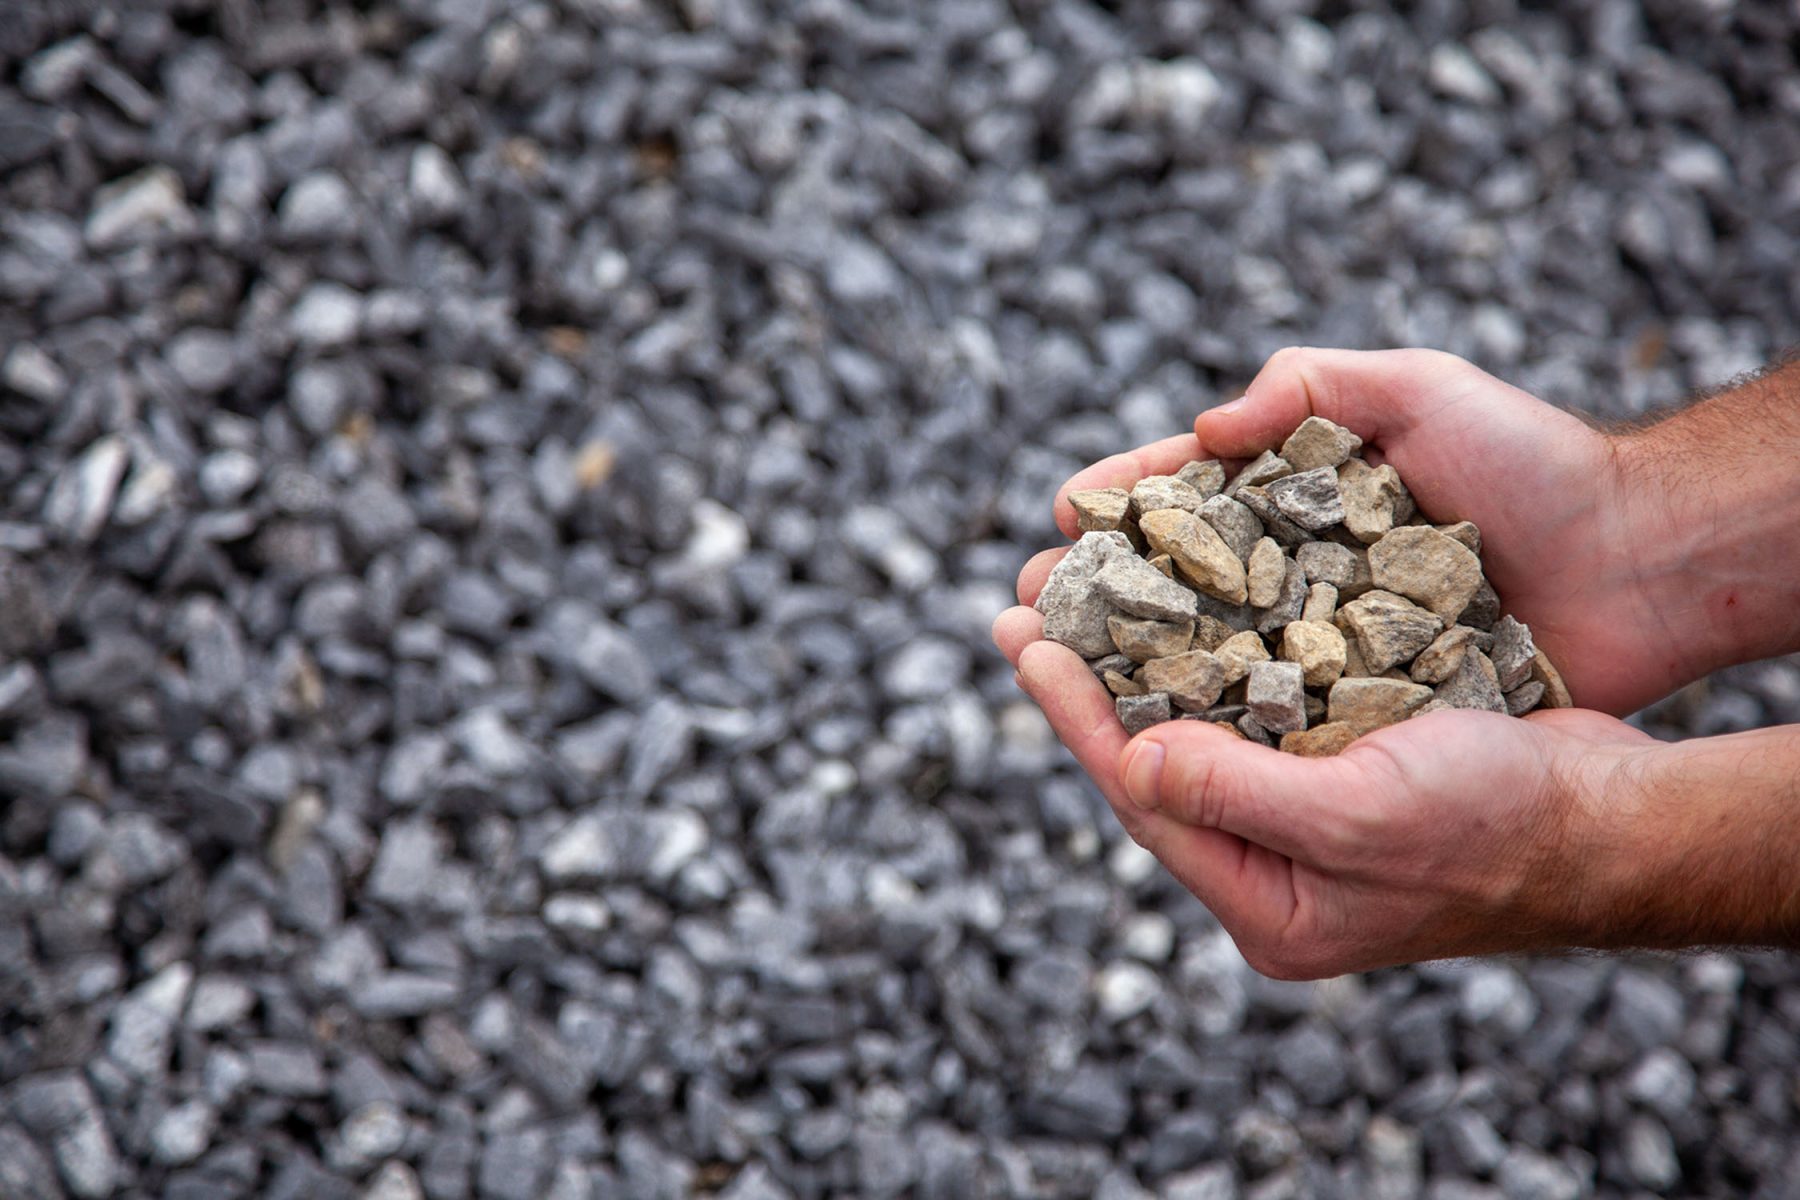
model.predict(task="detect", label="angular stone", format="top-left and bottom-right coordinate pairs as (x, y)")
top-left (1197, 494), bottom-right (1264, 561)
top-left (1088, 653), bottom-right (1136, 679)
top-left (1488, 616), bottom-right (1537, 691)
top-left (1069, 488), bottom-right (1131, 533)
top-left (1342, 633), bottom-right (1372, 678)
top-left (1430, 648), bottom-right (1507, 713)
top-left (1175, 459), bottom-right (1227, 499)
top-left (1214, 629), bottom-right (1271, 684)
top-left (1103, 669), bottom-right (1144, 698)
top-left (1280, 723), bottom-right (1360, 757)
top-left (1266, 467), bottom-right (1344, 531)
top-left (1336, 590), bottom-right (1444, 674)
top-left (1093, 555), bottom-right (1199, 623)
top-left (1437, 521), bottom-right (1482, 555)
top-left (1237, 712), bottom-right (1274, 745)
top-left (1295, 541), bottom-right (1372, 598)
top-left (1194, 590), bottom-right (1257, 633)
top-left (1130, 475), bottom-right (1208, 518)
top-left (1410, 626), bottom-right (1484, 684)
top-left (1139, 509), bottom-right (1248, 604)
top-left (1146, 553), bottom-right (1175, 577)
top-left (1255, 560), bottom-right (1307, 635)
top-left (1036, 531), bottom-right (1135, 657)
top-left (1140, 651), bottom-right (1233, 712)
top-left (1280, 621), bottom-right (1348, 687)
top-left (1337, 459), bottom-right (1408, 544)
top-left (1245, 538), bottom-right (1286, 608)
top-left (1198, 703), bottom-right (1248, 724)
top-left (1505, 680), bottom-right (1546, 716)
top-left (1301, 582), bottom-right (1338, 624)
top-left (1530, 650), bottom-right (1572, 708)
top-left (1225, 449), bottom-right (1293, 495)
top-left (1245, 660), bottom-right (1306, 735)
top-left (1234, 486), bottom-right (1311, 549)
top-left (1108, 614), bottom-right (1195, 663)
top-left (1327, 677), bottom-right (1434, 735)
top-left (1461, 578), bottom-right (1501, 630)
top-left (1190, 615), bottom-right (1237, 651)
top-left (1279, 416), bottom-right (1363, 472)
top-left (1118, 693), bottom-right (1173, 736)
top-left (1369, 526), bottom-right (1484, 623)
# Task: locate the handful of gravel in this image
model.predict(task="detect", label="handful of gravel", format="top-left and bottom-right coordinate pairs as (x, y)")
top-left (1036, 417), bottom-right (1571, 755)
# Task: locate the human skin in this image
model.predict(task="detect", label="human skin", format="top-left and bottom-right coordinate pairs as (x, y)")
top-left (991, 347), bottom-right (1800, 978)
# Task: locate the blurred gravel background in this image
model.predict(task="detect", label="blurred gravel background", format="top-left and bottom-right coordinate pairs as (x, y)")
top-left (3, 1), bottom-right (1800, 1198)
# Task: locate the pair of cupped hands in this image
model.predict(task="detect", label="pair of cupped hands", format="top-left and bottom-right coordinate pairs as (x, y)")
top-left (993, 348), bottom-right (1710, 979)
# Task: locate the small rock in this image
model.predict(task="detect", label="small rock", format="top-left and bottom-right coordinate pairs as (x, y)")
top-left (1139, 651), bottom-right (1232, 712)
top-left (1069, 488), bottom-right (1131, 533)
top-left (1410, 626), bottom-right (1485, 684)
top-left (1234, 486), bottom-right (1311, 548)
top-left (1530, 650), bottom-right (1572, 708)
top-left (1198, 494), bottom-right (1264, 561)
top-left (1280, 621), bottom-right (1347, 687)
top-left (87, 165), bottom-right (192, 247)
top-left (1118, 693), bottom-right (1173, 735)
top-left (1146, 553), bottom-right (1175, 577)
top-left (1279, 416), bottom-right (1363, 472)
top-left (43, 435), bottom-right (129, 542)
top-left (1214, 629), bottom-right (1271, 683)
top-left (1280, 722), bottom-right (1359, 757)
top-left (1225, 449), bottom-right (1293, 495)
top-left (1461, 579), bottom-right (1502, 630)
top-left (1096, 960), bottom-right (1162, 1021)
top-left (1255, 560), bottom-right (1307, 635)
top-left (1369, 526), bottom-right (1484, 622)
top-left (1246, 660), bottom-right (1306, 734)
top-left (150, 1100), bottom-right (216, 1166)
top-left (1426, 648), bottom-right (1507, 713)
top-left (3, 343), bottom-right (68, 402)
top-left (1505, 680), bottom-right (1547, 716)
top-left (1036, 531), bottom-right (1136, 657)
top-left (1175, 459), bottom-right (1226, 498)
top-left (1327, 677), bottom-right (1435, 735)
top-left (1089, 653), bottom-right (1136, 678)
top-left (1237, 712), bottom-right (1274, 745)
top-left (1301, 582), bottom-right (1338, 623)
top-left (1191, 614), bottom-right (1238, 650)
top-left (1094, 555), bottom-right (1200, 622)
top-left (1336, 590), bottom-right (1443, 674)
top-left (1103, 669), bottom-right (1143, 697)
top-left (1108, 615), bottom-right (1195, 663)
top-left (1437, 521), bottom-right (1482, 555)
top-left (1140, 509), bottom-right (1248, 604)
top-left (1488, 615), bottom-right (1538, 690)
top-left (1294, 542), bottom-right (1370, 595)
top-left (1265, 467), bottom-right (1345, 531)
top-left (1130, 475), bottom-right (1208, 518)
top-left (1245, 538), bottom-right (1286, 607)
top-left (1338, 459), bottom-right (1408, 544)
top-left (409, 143), bottom-right (466, 222)
top-left (290, 281), bottom-right (363, 347)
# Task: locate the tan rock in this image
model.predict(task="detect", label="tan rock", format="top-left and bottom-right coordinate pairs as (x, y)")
top-left (1337, 458), bottom-right (1408, 545)
top-left (1341, 632), bottom-right (1372, 678)
top-left (1139, 508), bottom-right (1249, 605)
top-left (1436, 520), bottom-right (1482, 556)
top-left (1068, 487), bottom-right (1131, 533)
top-left (1409, 626), bottom-right (1483, 684)
top-left (1147, 553), bottom-right (1175, 578)
top-left (1129, 475), bottom-right (1208, 519)
top-left (1428, 648), bottom-right (1506, 712)
top-left (1139, 650), bottom-right (1233, 712)
top-left (1301, 581), bottom-right (1338, 623)
top-left (1368, 526), bottom-right (1483, 623)
top-left (1108, 614), bottom-right (1195, 663)
top-left (1213, 719), bottom-right (1246, 738)
top-left (1327, 676), bottom-right (1434, 735)
top-left (1214, 629), bottom-right (1272, 684)
top-left (1530, 649), bottom-right (1572, 708)
top-left (1280, 620), bottom-right (1348, 687)
top-left (1175, 459), bottom-right (1227, 499)
top-left (1190, 615), bottom-right (1236, 652)
top-left (1280, 722), bottom-right (1360, 757)
top-left (1245, 537), bottom-right (1286, 607)
top-left (1279, 415), bottom-right (1363, 472)
top-left (1335, 589), bottom-right (1443, 674)
top-left (1102, 669), bottom-right (1143, 697)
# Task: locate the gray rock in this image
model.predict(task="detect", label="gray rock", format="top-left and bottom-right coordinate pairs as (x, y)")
top-left (1233, 486), bottom-right (1312, 549)
top-left (106, 960), bottom-right (193, 1078)
top-left (42, 435), bottom-right (129, 542)
top-left (354, 972), bottom-right (461, 1019)
top-left (1130, 475), bottom-right (1209, 518)
top-left (1094, 554), bottom-right (1199, 622)
top-left (1426, 648), bottom-right (1507, 713)
top-left (1255, 560), bottom-right (1307, 635)
top-left (1175, 459), bottom-right (1227, 499)
top-left (1246, 661), bottom-right (1305, 735)
top-left (1036, 531), bottom-right (1135, 657)
top-left (1118, 692), bottom-right (1173, 735)
top-left (247, 1041), bottom-right (329, 1097)
top-left (87, 165), bottom-right (192, 247)
top-left (1504, 680), bottom-right (1546, 716)
top-left (1225, 450), bottom-right (1293, 495)
top-left (150, 1099), bottom-right (217, 1166)
top-left (1265, 466), bottom-right (1345, 531)
top-left (1337, 590), bottom-right (1444, 675)
top-left (1198, 494), bottom-right (1264, 561)
top-left (366, 819), bottom-right (443, 907)
top-left (1488, 615), bottom-right (1538, 691)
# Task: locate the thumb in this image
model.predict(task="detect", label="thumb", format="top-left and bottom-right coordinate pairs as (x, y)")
top-left (1119, 720), bottom-right (1355, 862)
top-left (1196, 346), bottom-right (1494, 457)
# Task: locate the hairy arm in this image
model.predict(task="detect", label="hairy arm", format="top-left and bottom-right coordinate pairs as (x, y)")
top-left (1611, 357), bottom-right (1800, 684)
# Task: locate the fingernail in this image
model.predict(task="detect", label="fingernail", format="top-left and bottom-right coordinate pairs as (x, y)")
top-left (1210, 394), bottom-right (1248, 416)
top-left (1123, 740), bottom-right (1165, 810)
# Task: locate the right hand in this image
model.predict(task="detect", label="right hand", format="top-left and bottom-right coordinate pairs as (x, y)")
top-left (1189, 347), bottom-right (1682, 715)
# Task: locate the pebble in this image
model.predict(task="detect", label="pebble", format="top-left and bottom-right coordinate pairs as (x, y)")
top-left (1265, 466), bottom-right (1345, 531)
top-left (1117, 693), bottom-right (1173, 735)
top-left (1279, 621), bottom-right (1347, 687)
top-left (1246, 660), bottom-right (1306, 735)
top-left (1489, 615), bottom-right (1538, 690)
top-left (1423, 649), bottom-right (1507, 714)
top-left (1369, 526), bottom-right (1485, 623)
top-left (1139, 650), bottom-right (1232, 712)
top-left (1327, 677), bottom-right (1435, 735)
top-left (1069, 487), bottom-right (1132, 533)
top-left (1036, 531), bottom-right (1136, 657)
top-left (1213, 629), bottom-right (1271, 683)
top-left (1130, 475), bottom-right (1209, 518)
top-left (1245, 538), bottom-right (1286, 607)
top-left (1409, 626), bottom-right (1485, 684)
top-left (1175, 459), bottom-right (1226, 498)
top-left (1225, 450), bottom-right (1293, 495)
top-left (1140, 508), bottom-right (1249, 604)
top-left (1336, 590), bottom-right (1444, 675)
top-left (1505, 680), bottom-right (1547, 716)
top-left (1280, 722), bottom-right (1359, 757)
top-left (1254, 560), bottom-right (1307, 635)
top-left (1279, 416), bottom-right (1363, 472)
top-left (1338, 459), bottom-right (1407, 544)
top-left (1108, 615), bottom-right (1195, 663)
top-left (1300, 582), bottom-right (1337, 624)
top-left (1198, 494), bottom-right (1265, 562)
top-left (1094, 554), bottom-right (1201, 623)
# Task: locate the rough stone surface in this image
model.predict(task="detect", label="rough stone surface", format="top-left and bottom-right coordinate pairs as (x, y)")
top-left (1140, 508), bottom-right (1249, 605)
top-left (1295, 541), bottom-right (1371, 597)
top-left (1301, 582), bottom-right (1338, 624)
top-left (1175, 460), bottom-right (1226, 499)
top-left (1280, 621), bottom-right (1348, 688)
top-left (1140, 651), bottom-right (1232, 713)
top-left (1108, 615), bottom-right (1195, 664)
top-left (1197, 494), bottom-right (1265, 562)
top-left (1505, 680), bottom-right (1548, 717)
top-left (1369, 526), bottom-right (1485, 623)
top-left (1255, 560), bottom-right (1308, 635)
top-left (1338, 591), bottom-right (1445, 675)
top-left (1225, 450), bottom-right (1293, 495)
top-left (1265, 466), bottom-right (1345, 531)
top-left (1410, 626), bottom-right (1486, 684)
top-left (1280, 723), bottom-right (1360, 757)
top-left (1094, 555), bottom-right (1201, 623)
top-left (1328, 677), bottom-right (1436, 735)
top-left (1338, 459), bottom-right (1409, 545)
top-left (1069, 488), bottom-right (1131, 533)
top-left (1037, 531), bottom-right (1135, 657)
top-left (1246, 661), bottom-right (1306, 735)
top-left (1280, 416), bottom-right (1363, 472)
top-left (1489, 616), bottom-right (1539, 691)
top-left (1428, 649), bottom-right (1508, 714)
top-left (1245, 537), bottom-right (1287, 608)
top-left (1118, 693), bottom-right (1173, 736)
top-left (1532, 650), bottom-right (1574, 708)
top-left (1234, 486), bottom-right (1312, 549)
top-left (1130, 475), bottom-right (1208, 518)
top-left (1214, 630), bottom-right (1272, 684)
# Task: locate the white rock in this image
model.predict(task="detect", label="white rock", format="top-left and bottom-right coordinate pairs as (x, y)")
top-left (1120, 912), bottom-right (1176, 962)
top-left (409, 143), bottom-right (466, 221)
top-left (2, 343), bottom-right (67, 402)
top-left (107, 961), bottom-right (194, 1079)
top-left (290, 282), bottom-right (363, 347)
top-left (1107, 838), bottom-right (1159, 886)
top-left (43, 435), bottom-right (129, 542)
top-left (453, 706), bottom-right (533, 777)
top-left (198, 448), bottom-right (261, 505)
top-left (679, 498), bottom-right (750, 571)
top-left (1096, 960), bottom-right (1162, 1022)
top-left (185, 976), bottom-right (256, 1034)
top-left (87, 165), bottom-right (193, 248)
top-left (543, 893), bottom-right (612, 933)
top-left (150, 1100), bottom-right (216, 1166)
top-left (1428, 44), bottom-right (1501, 105)
top-left (541, 814), bottom-right (616, 883)
top-left (645, 808), bottom-right (708, 880)
top-left (363, 1162), bottom-right (426, 1200)
top-left (278, 171), bottom-right (355, 239)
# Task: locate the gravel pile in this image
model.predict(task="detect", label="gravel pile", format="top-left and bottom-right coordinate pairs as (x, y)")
top-left (3, 1), bottom-right (1799, 1197)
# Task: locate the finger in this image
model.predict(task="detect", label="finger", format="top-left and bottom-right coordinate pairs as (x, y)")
top-left (1017, 546), bottom-right (1068, 607)
top-left (1053, 431), bottom-right (1214, 538)
top-left (1195, 347), bottom-right (1495, 457)
top-left (991, 606), bottom-right (1043, 668)
top-left (1015, 640), bottom-right (1296, 930)
top-left (1118, 721), bottom-right (1351, 862)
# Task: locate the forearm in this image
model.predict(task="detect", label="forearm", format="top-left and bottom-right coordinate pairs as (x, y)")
top-left (1610, 357), bottom-right (1800, 678)
top-left (1564, 726), bottom-right (1800, 951)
